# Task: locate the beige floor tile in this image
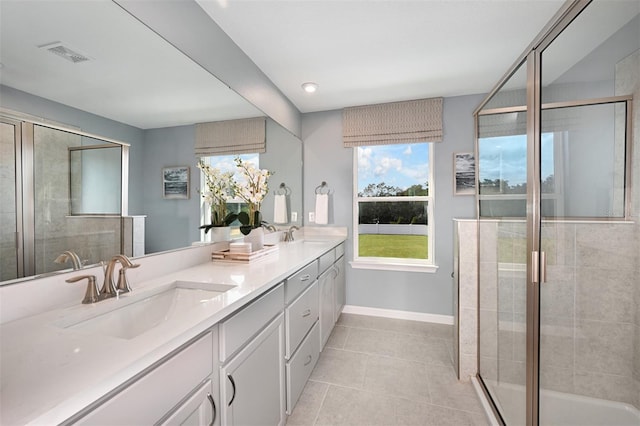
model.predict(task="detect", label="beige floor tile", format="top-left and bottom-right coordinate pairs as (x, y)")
top-left (310, 347), bottom-right (368, 388)
top-left (314, 385), bottom-right (397, 426)
top-left (343, 327), bottom-right (397, 356)
top-left (362, 354), bottom-right (429, 402)
top-left (394, 333), bottom-right (453, 366)
top-left (395, 398), bottom-right (489, 426)
top-left (425, 364), bottom-right (485, 413)
top-left (286, 380), bottom-right (328, 425)
top-left (325, 325), bottom-right (350, 349)
top-left (289, 315), bottom-right (486, 426)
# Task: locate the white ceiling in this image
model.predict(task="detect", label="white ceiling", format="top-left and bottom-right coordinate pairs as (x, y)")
top-left (0, 0), bottom-right (572, 129)
top-left (196, 0), bottom-right (566, 113)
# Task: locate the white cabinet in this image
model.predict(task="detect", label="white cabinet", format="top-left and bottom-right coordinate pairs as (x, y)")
top-left (159, 380), bottom-right (216, 426)
top-left (285, 280), bottom-right (319, 359)
top-left (75, 331), bottom-right (217, 425)
top-left (333, 254), bottom-right (345, 323)
top-left (286, 322), bottom-right (320, 412)
top-left (318, 267), bottom-right (335, 349)
top-left (284, 268), bottom-right (320, 415)
top-left (220, 314), bottom-right (285, 426)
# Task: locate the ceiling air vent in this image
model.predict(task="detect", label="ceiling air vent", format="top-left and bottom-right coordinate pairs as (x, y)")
top-left (38, 42), bottom-right (91, 64)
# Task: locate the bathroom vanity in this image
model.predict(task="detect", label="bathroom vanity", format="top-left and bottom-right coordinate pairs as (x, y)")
top-left (0, 235), bottom-right (346, 425)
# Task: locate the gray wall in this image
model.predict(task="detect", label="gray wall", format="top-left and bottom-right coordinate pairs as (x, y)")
top-left (302, 94), bottom-right (483, 316)
top-left (142, 125), bottom-right (201, 253)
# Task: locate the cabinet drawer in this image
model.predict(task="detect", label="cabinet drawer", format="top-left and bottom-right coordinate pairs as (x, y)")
top-left (318, 250), bottom-right (335, 275)
top-left (285, 280), bottom-right (319, 359)
top-left (220, 283), bottom-right (284, 362)
top-left (75, 332), bottom-right (213, 425)
top-left (286, 322), bottom-right (320, 415)
top-left (285, 260), bottom-right (318, 304)
top-left (335, 243), bottom-right (345, 259)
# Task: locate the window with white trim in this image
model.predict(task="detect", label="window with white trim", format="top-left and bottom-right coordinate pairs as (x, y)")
top-left (353, 142), bottom-right (434, 270)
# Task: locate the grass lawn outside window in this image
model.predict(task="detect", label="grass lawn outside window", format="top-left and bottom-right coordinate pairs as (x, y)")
top-left (358, 234), bottom-right (428, 259)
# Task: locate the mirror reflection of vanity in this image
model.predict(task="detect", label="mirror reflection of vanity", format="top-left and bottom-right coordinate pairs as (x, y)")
top-left (0, 0), bottom-right (302, 285)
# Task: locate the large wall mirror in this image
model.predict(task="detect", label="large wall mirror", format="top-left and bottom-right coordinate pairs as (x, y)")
top-left (0, 0), bottom-right (303, 285)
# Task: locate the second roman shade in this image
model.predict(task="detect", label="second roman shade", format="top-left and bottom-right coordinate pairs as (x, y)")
top-left (195, 117), bottom-right (266, 156)
top-left (343, 97), bottom-right (443, 147)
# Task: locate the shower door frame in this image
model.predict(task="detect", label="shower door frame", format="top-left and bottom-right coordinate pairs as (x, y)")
top-left (473, 1), bottom-right (605, 425)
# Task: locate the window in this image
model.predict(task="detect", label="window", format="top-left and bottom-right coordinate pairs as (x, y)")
top-left (352, 142), bottom-right (435, 272)
top-left (199, 153), bottom-right (258, 237)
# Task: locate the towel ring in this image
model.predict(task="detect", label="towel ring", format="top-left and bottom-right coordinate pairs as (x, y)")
top-left (275, 182), bottom-right (291, 196)
top-left (315, 181), bottom-right (332, 195)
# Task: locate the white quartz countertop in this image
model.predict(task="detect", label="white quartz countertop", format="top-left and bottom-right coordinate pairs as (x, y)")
top-left (0, 238), bottom-right (344, 425)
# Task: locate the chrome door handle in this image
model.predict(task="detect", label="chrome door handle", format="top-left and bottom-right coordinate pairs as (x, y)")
top-left (227, 374), bottom-right (236, 406)
top-left (207, 393), bottom-right (216, 426)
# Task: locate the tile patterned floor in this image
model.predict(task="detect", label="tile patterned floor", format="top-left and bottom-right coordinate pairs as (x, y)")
top-left (286, 314), bottom-right (489, 426)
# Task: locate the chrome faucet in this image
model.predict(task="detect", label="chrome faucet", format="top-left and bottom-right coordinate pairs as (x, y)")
top-left (55, 250), bottom-right (82, 270)
top-left (101, 254), bottom-right (140, 299)
top-left (262, 223), bottom-right (277, 232)
top-left (66, 274), bottom-right (100, 304)
top-left (284, 226), bottom-right (299, 242)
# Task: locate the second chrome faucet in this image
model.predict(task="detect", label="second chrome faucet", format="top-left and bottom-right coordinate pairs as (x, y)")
top-left (101, 254), bottom-right (140, 299)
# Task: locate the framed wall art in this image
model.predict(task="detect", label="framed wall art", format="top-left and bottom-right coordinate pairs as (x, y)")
top-left (454, 152), bottom-right (476, 196)
top-left (162, 166), bottom-right (190, 199)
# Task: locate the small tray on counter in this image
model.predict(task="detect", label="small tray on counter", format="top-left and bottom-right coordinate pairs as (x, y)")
top-left (211, 244), bottom-right (279, 262)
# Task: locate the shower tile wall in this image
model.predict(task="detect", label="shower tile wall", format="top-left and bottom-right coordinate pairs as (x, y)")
top-left (478, 220), bottom-right (639, 409)
top-left (454, 219), bottom-right (478, 381)
top-left (34, 126), bottom-right (122, 274)
top-left (540, 222), bottom-right (638, 408)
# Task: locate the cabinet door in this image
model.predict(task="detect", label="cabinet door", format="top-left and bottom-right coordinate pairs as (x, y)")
top-left (74, 332), bottom-right (213, 425)
top-left (159, 379), bottom-right (217, 426)
top-left (333, 256), bottom-right (346, 323)
top-left (220, 314), bottom-right (285, 426)
top-left (318, 269), bottom-right (335, 349)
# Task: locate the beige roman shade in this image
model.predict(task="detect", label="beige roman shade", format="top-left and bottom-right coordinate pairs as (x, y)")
top-left (195, 117), bottom-right (266, 156)
top-left (343, 97), bottom-right (443, 147)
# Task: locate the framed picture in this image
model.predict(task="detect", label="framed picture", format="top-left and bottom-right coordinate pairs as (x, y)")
top-left (162, 166), bottom-right (190, 199)
top-left (454, 152), bottom-right (476, 196)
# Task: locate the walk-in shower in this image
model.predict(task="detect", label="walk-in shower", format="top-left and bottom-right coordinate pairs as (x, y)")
top-left (0, 112), bottom-right (129, 282)
top-left (474, 1), bottom-right (639, 424)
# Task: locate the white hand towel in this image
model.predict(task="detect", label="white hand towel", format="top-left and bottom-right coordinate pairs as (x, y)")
top-left (273, 194), bottom-right (288, 224)
top-left (315, 193), bottom-right (329, 225)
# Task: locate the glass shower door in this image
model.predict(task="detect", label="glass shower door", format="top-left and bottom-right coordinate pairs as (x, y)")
top-left (0, 120), bottom-right (21, 281)
top-left (477, 60), bottom-right (529, 426)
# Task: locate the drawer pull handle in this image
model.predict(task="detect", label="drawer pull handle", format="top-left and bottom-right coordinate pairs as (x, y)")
top-left (304, 355), bottom-right (313, 366)
top-left (227, 374), bottom-right (236, 406)
top-left (302, 309), bottom-right (311, 318)
top-left (207, 393), bottom-right (217, 425)
top-left (299, 274), bottom-right (311, 282)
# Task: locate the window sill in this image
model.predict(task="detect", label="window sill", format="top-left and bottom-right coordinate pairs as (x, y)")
top-left (350, 259), bottom-right (439, 273)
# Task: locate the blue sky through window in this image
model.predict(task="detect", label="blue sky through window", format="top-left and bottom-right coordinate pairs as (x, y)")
top-left (479, 133), bottom-right (555, 185)
top-left (357, 143), bottom-right (429, 193)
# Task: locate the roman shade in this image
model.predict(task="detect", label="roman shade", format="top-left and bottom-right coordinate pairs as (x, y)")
top-left (195, 117), bottom-right (266, 156)
top-left (343, 97), bottom-right (443, 147)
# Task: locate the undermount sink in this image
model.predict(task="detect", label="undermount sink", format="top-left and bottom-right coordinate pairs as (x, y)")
top-left (55, 281), bottom-right (235, 340)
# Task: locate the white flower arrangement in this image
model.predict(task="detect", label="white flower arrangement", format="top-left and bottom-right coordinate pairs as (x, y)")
top-left (232, 157), bottom-right (273, 231)
top-left (196, 159), bottom-right (235, 229)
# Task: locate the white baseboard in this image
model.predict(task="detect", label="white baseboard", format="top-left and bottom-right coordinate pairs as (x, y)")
top-left (342, 305), bottom-right (454, 325)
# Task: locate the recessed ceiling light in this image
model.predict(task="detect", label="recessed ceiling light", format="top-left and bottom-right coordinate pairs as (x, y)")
top-left (301, 82), bottom-right (318, 93)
